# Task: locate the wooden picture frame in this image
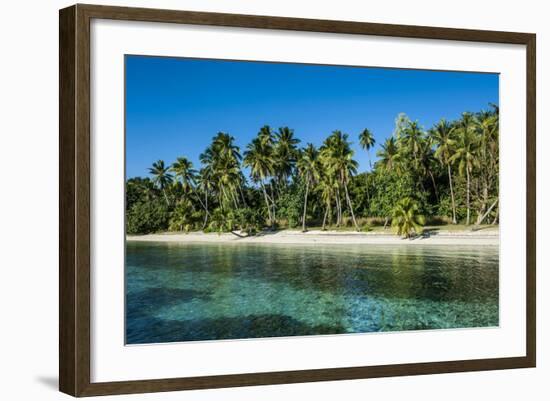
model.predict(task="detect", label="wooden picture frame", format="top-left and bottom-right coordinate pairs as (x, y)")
top-left (59, 3), bottom-right (536, 397)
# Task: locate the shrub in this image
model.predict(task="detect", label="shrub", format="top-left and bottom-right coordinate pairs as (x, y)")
top-left (365, 217), bottom-right (387, 226)
top-left (126, 199), bottom-right (170, 234)
top-left (425, 215), bottom-right (453, 226)
top-left (360, 224), bottom-right (372, 232)
top-left (391, 197), bottom-right (426, 238)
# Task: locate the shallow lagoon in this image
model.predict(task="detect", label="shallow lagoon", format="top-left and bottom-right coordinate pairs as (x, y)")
top-left (125, 242), bottom-right (498, 344)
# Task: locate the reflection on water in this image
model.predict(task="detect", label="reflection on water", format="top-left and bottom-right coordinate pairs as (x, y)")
top-left (125, 242), bottom-right (499, 344)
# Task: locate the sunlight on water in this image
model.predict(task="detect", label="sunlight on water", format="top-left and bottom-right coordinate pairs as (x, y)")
top-left (125, 242), bottom-right (499, 344)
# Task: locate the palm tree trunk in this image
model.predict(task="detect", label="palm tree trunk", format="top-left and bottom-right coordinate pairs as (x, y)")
top-left (238, 184), bottom-right (248, 207)
top-left (322, 206), bottom-right (328, 230)
top-left (335, 191), bottom-right (342, 227)
top-left (476, 199), bottom-right (498, 226)
top-left (196, 191), bottom-right (210, 216)
top-left (162, 188), bottom-right (169, 206)
top-left (231, 190), bottom-right (239, 210)
top-left (491, 204), bottom-right (499, 225)
top-left (365, 173), bottom-right (370, 203)
top-left (466, 167), bottom-right (471, 225)
top-left (329, 200), bottom-right (333, 227)
top-left (201, 192), bottom-right (209, 230)
top-left (220, 185), bottom-right (229, 211)
top-left (476, 177), bottom-right (489, 225)
top-left (343, 181), bottom-right (359, 231)
top-left (447, 164), bottom-right (457, 224)
top-left (260, 181), bottom-right (273, 225)
top-left (269, 184), bottom-right (276, 225)
top-left (302, 180), bottom-right (309, 232)
top-left (368, 151), bottom-right (372, 169)
top-left (428, 169), bottom-right (439, 202)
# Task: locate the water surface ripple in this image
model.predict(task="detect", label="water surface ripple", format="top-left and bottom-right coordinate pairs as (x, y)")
top-left (126, 242), bottom-right (499, 344)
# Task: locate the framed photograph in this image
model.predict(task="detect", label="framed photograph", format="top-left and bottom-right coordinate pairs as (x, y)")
top-left (59, 4), bottom-right (536, 397)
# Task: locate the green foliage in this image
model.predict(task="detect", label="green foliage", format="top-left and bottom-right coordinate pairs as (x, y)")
top-left (126, 198), bottom-right (170, 234)
top-left (391, 197), bottom-right (426, 238)
top-left (126, 177), bottom-right (156, 210)
top-left (360, 224), bottom-right (372, 232)
top-left (168, 199), bottom-right (197, 232)
top-left (235, 208), bottom-right (265, 235)
top-left (368, 169), bottom-right (420, 218)
top-left (207, 208), bottom-right (232, 234)
top-left (277, 184), bottom-right (304, 228)
top-left (126, 105), bottom-right (499, 235)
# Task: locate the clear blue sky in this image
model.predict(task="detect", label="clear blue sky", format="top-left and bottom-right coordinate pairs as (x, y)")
top-left (126, 55), bottom-right (498, 179)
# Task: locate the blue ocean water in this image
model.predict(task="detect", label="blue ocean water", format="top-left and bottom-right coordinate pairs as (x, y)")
top-left (125, 242), bottom-right (498, 344)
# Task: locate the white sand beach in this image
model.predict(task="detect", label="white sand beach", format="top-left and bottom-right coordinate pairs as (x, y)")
top-left (127, 228), bottom-right (499, 246)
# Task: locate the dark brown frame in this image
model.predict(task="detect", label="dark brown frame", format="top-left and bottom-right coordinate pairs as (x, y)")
top-left (59, 3), bottom-right (536, 397)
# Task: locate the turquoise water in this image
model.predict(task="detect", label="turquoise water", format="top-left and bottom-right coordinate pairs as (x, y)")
top-left (126, 242), bottom-right (499, 344)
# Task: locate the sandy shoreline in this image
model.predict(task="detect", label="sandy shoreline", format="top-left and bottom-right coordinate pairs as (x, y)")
top-left (127, 229), bottom-right (499, 246)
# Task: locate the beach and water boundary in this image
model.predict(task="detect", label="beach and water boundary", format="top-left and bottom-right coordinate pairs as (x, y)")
top-left (127, 228), bottom-right (499, 246)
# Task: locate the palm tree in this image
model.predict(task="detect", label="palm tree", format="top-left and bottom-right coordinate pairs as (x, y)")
top-left (254, 126), bottom-right (277, 219)
top-left (432, 119), bottom-right (457, 224)
top-left (274, 126), bottom-right (301, 189)
top-left (202, 133), bottom-right (243, 211)
top-left (297, 144), bottom-right (320, 231)
top-left (320, 131), bottom-right (359, 231)
top-left (318, 174), bottom-right (335, 230)
top-left (148, 160), bottom-right (173, 205)
top-left (417, 135), bottom-right (439, 201)
top-left (243, 136), bottom-right (275, 226)
top-left (391, 197), bottom-right (426, 238)
top-left (449, 113), bottom-right (479, 225)
top-left (402, 121), bottom-right (424, 163)
top-left (392, 113), bottom-right (411, 140)
top-left (258, 125), bottom-right (275, 146)
top-left (170, 157), bottom-right (197, 194)
top-left (213, 132), bottom-right (242, 209)
top-left (376, 137), bottom-right (401, 172)
top-left (359, 128), bottom-right (376, 168)
top-left (196, 167), bottom-right (214, 229)
top-left (358, 128), bottom-right (375, 203)
top-left (212, 132), bottom-right (242, 163)
top-left (217, 161), bottom-right (242, 209)
top-left (475, 110), bottom-right (499, 224)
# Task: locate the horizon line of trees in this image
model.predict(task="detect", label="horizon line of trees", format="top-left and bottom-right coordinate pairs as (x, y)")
top-left (126, 105), bottom-right (499, 237)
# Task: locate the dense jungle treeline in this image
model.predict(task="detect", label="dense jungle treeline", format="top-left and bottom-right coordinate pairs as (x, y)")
top-left (126, 106), bottom-right (499, 237)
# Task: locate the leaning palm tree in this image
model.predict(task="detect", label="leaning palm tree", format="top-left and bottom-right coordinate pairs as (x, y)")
top-left (148, 160), bottom-right (173, 205)
top-left (449, 113), bottom-right (479, 225)
top-left (475, 110), bottom-right (499, 224)
top-left (359, 128), bottom-right (376, 168)
top-left (432, 119), bottom-right (457, 224)
top-left (170, 157), bottom-right (197, 194)
top-left (391, 197), bottom-right (426, 238)
top-left (320, 131), bottom-right (359, 231)
top-left (297, 143), bottom-right (320, 231)
top-left (243, 136), bottom-right (275, 226)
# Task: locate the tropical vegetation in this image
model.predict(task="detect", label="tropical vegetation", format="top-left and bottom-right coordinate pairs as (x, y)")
top-left (126, 106), bottom-right (499, 237)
